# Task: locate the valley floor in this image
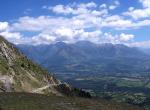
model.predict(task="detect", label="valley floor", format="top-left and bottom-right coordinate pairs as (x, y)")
top-left (55, 73), bottom-right (150, 108)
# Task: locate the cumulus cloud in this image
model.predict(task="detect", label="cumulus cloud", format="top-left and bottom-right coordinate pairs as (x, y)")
top-left (124, 8), bottom-right (150, 19)
top-left (0, 22), bottom-right (25, 44)
top-left (123, 0), bottom-right (150, 19)
top-left (109, 0), bottom-right (120, 10)
top-left (139, 0), bottom-right (150, 8)
top-left (100, 4), bottom-right (107, 8)
top-left (8, 2), bottom-right (108, 44)
top-left (102, 33), bottom-right (135, 44)
top-left (102, 15), bottom-right (150, 29)
top-left (129, 41), bottom-right (150, 48)
top-left (0, 1), bottom-right (150, 47)
top-left (11, 15), bottom-right (101, 32)
top-left (48, 2), bottom-right (97, 15)
top-left (101, 15), bottom-right (133, 29)
top-left (0, 22), bottom-right (9, 31)
top-left (1, 13), bottom-right (103, 44)
top-left (119, 33), bottom-right (134, 41)
top-left (0, 30), bottom-right (24, 44)
top-left (0, 31), bottom-right (21, 40)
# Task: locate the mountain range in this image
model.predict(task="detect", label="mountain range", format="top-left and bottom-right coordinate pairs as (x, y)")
top-left (18, 41), bottom-right (150, 75)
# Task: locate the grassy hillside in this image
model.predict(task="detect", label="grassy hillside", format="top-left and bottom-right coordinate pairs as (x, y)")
top-left (0, 93), bottom-right (145, 110)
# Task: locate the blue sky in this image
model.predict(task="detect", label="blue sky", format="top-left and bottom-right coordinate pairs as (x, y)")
top-left (0, 0), bottom-right (150, 48)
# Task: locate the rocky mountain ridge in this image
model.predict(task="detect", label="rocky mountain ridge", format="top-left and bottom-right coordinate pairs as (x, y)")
top-left (18, 41), bottom-right (150, 74)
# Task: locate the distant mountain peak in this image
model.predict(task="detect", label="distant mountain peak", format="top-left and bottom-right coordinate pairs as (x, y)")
top-left (17, 40), bottom-right (150, 74)
top-left (54, 41), bottom-right (68, 47)
top-left (76, 40), bottom-right (93, 44)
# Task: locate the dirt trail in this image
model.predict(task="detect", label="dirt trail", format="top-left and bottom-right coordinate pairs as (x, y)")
top-left (31, 84), bottom-right (59, 93)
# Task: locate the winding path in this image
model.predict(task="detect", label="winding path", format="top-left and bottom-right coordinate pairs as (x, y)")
top-left (31, 84), bottom-right (59, 93)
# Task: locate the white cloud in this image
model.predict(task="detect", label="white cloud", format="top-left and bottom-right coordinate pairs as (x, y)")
top-left (78, 30), bottom-right (102, 43)
top-left (0, 31), bottom-right (24, 44)
top-left (41, 2), bottom-right (150, 30)
top-left (124, 8), bottom-right (150, 19)
top-left (103, 33), bottom-right (135, 44)
top-left (0, 1), bottom-right (150, 46)
top-left (11, 15), bottom-right (101, 32)
top-left (0, 22), bottom-right (9, 31)
top-left (55, 27), bottom-right (74, 37)
top-left (0, 22), bottom-right (26, 44)
top-left (135, 19), bottom-right (150, 27)
top-left (139, 0), bottom-right (150, 8)
top-left (109, 5), bottom-right (117, 10)
top-left (0, 31), bottom-right (21, 40)
top-left (30, 33), bottom-right (56, 45)
top-left (50, 5), bottom-right (74, 15)
top-left (114, 1), bottom-right (120, 6)
top-left (78, 2), bottom-right (97, 8)
top-left (109, 0), bottom-right (120, 10)
top-left (11, 16), bottom-right (59, 31)
top-left (6, 13), bottom-right (104, 44)
top-left (48, 2), bottom-right (97, 15)
top-left (129, 40), bottom-right (150, 48)
top-left (119, 33), bottom-right (134, 41)
top-left (22, 29), bottom-right (102, 45)
top-left (102, 15), bottom-right (133, 29)
top-left (100, 4), bottom-right (107, 8)
top-left (0, 22), bottom-right (23, 44)
top-left (102, 15), bottom-right (150, 29)
top-left (123, 0), bottom-right (150, 19)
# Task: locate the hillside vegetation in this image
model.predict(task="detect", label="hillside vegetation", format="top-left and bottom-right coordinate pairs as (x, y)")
top-left (0, 92), bottom-right (145, 110)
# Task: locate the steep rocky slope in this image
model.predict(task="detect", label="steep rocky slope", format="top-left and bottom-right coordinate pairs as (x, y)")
top-left (0, 36), bottom-right (61, 94)
top-left (0, 36), bottom-right (89, 97)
